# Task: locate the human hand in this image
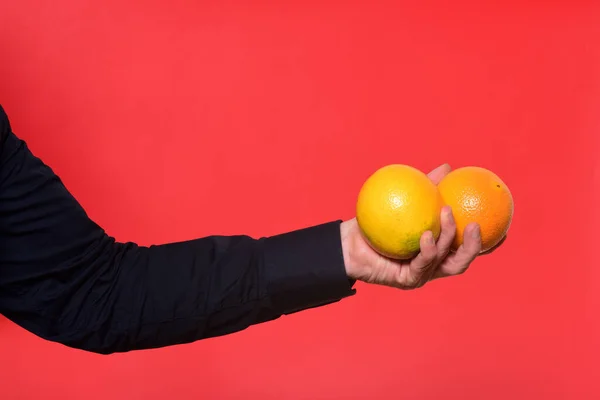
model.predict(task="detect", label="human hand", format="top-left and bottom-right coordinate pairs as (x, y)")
top-left (340, 164), bottom-right (501, 289)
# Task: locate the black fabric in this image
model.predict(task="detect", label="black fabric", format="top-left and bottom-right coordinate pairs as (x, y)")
top-left (0, 105), bottom-right (356, 354)
top-left (0, 105), bottom-right (9, 149)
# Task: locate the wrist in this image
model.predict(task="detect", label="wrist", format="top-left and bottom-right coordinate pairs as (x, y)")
top-left (340, 219), bottom-right (359, 281)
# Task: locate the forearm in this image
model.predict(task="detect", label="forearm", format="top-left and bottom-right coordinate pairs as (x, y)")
top-left (120, 220), bottom-right (353, 352)
top-left (0, 112), bottom-right (355, 354)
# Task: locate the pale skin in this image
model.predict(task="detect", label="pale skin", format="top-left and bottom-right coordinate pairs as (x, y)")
top-left (340, 163), bottom-right (500, 289)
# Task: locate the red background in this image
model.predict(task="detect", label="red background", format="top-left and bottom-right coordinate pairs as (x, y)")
top-left (1, 1), bottom-right (599, 399)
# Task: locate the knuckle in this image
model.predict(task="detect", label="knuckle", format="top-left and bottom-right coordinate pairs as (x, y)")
top-left (445, 220), bottom-right (457, 231)
top-left (456, 262), bottom-right (471, 275)
top-left (396, 280), bottom-right (416, 290)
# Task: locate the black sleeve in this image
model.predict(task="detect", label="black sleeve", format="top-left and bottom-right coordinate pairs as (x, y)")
top-left (0, 105), bottom-right (356, 354)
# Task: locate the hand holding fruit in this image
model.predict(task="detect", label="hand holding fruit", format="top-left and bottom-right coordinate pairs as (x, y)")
top-left (340, 163), bottom-right (513, 289)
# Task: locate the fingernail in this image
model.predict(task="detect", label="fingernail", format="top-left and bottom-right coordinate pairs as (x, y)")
top-left (444, 206), bottom-right (454, 222)
top-left (472, 225), bottom-right (481, 239)
top-left (427, 231), bottom-right (435, 244)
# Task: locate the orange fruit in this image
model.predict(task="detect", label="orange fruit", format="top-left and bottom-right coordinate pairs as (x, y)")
top-left (356, 164), bottom-right (443, 259)
top-left (437, 166), bottom-right (513, 253)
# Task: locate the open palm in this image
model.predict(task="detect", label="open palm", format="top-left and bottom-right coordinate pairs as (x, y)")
top-left (340, 164), bottom-right (499, 289)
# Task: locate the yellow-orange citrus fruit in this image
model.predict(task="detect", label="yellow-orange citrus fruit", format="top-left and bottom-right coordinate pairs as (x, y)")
top-left (356, 164), bottom-right (443, 259)
top-left (437, 166), bottom-right (513, 253)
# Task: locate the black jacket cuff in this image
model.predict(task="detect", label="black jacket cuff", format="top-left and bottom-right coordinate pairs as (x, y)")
top-left (262, 220), bottom-right (356, 315)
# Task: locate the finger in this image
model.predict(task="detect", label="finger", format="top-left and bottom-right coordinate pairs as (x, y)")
top-left (427, 163), bottom-right (452, 185)
top-left (407, 230), bottom-right (438, 286)
top-left (435, 206), bottom-right (456, 260)
top-left (433, 223), bottom-right (482, 279)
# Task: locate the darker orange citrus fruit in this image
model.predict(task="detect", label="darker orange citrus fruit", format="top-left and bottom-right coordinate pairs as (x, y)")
top-left (437, 166), bottom-right (513, 253)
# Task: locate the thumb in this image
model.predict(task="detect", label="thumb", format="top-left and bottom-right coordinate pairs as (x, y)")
top-left (427, 163), bottom-right (451, 185)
